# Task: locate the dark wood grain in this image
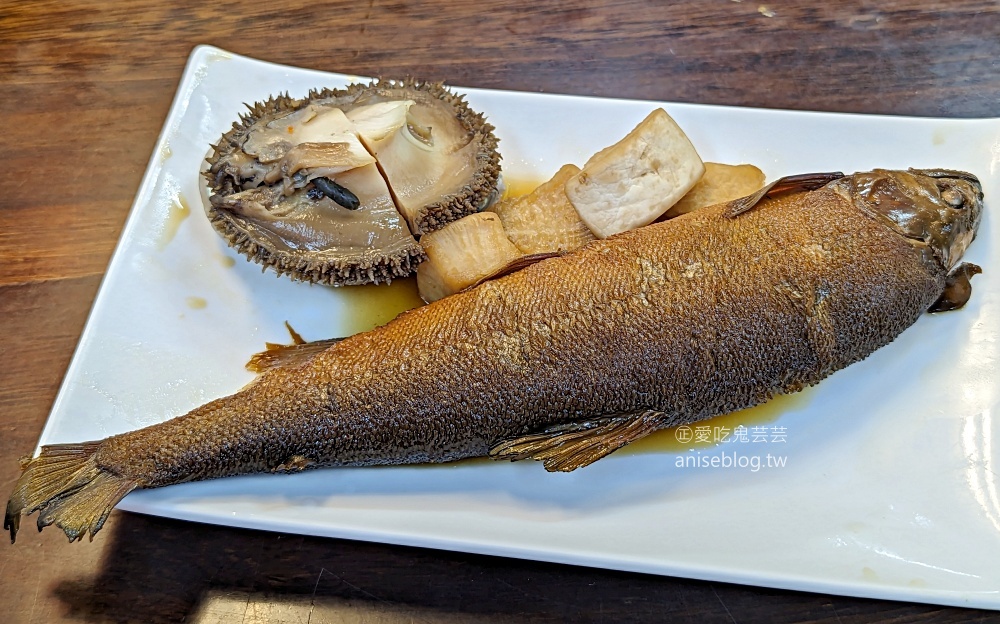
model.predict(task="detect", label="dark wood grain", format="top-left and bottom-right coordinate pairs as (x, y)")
top-left (2, 1), bottom-right (999, 622)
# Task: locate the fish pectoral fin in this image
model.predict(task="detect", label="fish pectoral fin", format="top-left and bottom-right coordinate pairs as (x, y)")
top-left (488, 410), bottom-right (667, 472)
top-left (272, 455), bottom-right (316, 473)
top-left (929, 262), bottom-right (982, 312)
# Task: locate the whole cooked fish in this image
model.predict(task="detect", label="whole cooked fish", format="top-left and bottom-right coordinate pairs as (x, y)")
top-left (5, 168), bottom-right (984, 543)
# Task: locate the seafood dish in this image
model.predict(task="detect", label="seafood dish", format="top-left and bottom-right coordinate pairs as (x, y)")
top-left (5, 167), bottom-right (983, 542)
top-left (5, 47), bottom-right (998, 608)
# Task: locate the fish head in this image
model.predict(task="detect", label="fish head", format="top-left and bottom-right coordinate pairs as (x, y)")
top-left (846, 168), bottom-right (983, 271)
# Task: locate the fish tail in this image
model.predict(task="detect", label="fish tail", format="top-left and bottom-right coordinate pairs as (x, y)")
top-left (4, 442), bottom-right (138, 543)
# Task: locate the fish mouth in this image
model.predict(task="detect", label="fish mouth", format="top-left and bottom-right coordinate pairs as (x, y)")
top-left (846, 168), bottom-right (983, 272)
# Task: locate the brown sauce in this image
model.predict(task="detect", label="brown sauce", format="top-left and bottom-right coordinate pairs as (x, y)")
top-left (335, 277), bottom-right (425, 336)
top-left (159, 193), bottom-right (190, 250)
top-left (503, 177), bottom-right (544, 200)
top-left (624, 389), bottom-right (813, 455)
top-left (185, 296), bottom-right (208, 310)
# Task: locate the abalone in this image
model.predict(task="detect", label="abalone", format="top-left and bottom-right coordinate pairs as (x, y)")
top-left (205, 80), bottom-right (501, 286)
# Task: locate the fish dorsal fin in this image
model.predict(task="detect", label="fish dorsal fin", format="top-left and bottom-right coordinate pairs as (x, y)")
top-left (245, 322), bottom-right (343, 373)
top-left (488, 410), bottom-right (667, 472)
top-left (246, 338), bottom-right (344, 372)
top-left (465, 252), bottom-right (562, 291)
top-left (725, 172), bottom-right (845, 218)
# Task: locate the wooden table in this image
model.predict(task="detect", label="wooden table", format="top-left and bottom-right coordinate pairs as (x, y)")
top-left (2, 1), bottom-right (998, 622)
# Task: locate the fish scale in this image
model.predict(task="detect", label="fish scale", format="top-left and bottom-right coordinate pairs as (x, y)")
top-left (5, 168), bottom-right (983, 543)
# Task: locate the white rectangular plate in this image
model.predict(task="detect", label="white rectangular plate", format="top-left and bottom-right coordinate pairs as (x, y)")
top-left (37, 46), bottom-right (1000, 609)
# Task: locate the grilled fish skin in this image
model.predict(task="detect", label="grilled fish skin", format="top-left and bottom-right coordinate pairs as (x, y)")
top-left (5, 168), bottom-right (984, 543)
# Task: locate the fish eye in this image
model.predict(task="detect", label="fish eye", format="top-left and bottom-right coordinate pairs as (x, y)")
top-left (941, 187), bottom-right (965, 209)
